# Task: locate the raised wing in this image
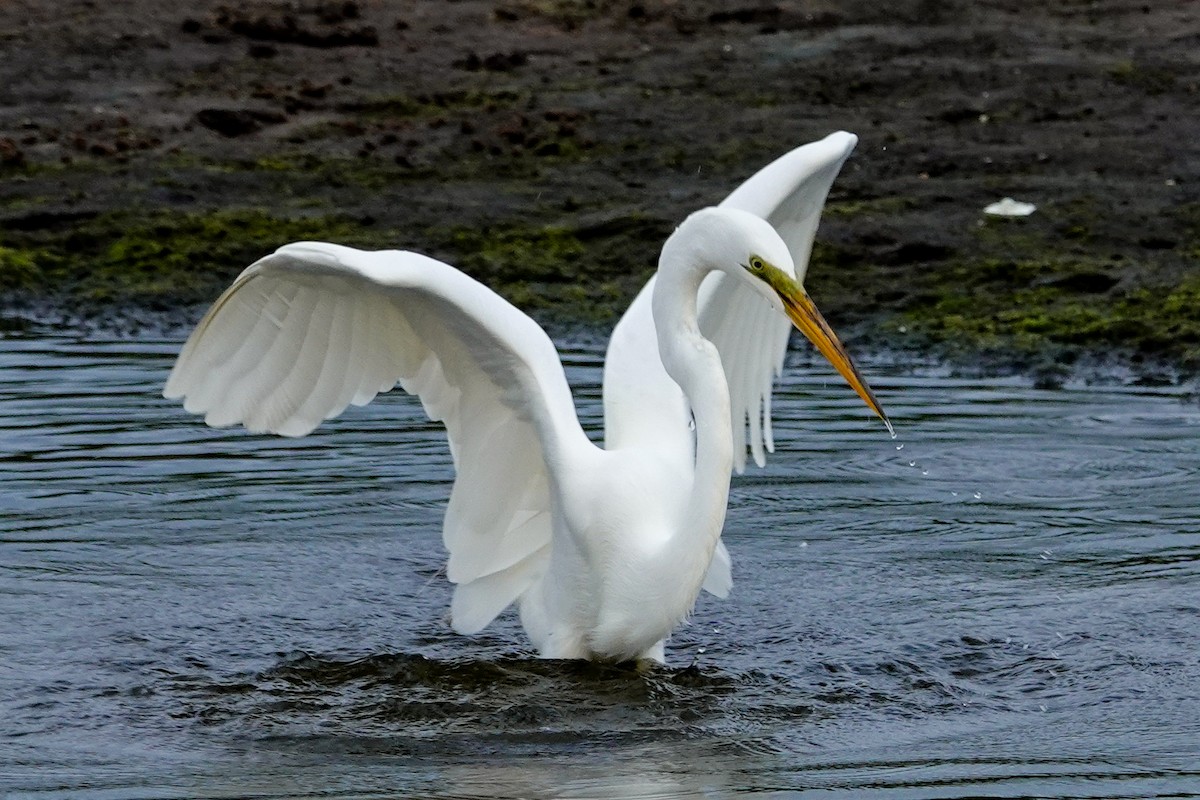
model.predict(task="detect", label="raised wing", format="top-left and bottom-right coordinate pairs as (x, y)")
top-left (708, 130), bottom-right (858, 471)
top-left (164, 242), bottom-right (592, 634)
top-left (604, 131), bottom-right (858, 472)
top-left (604, 133), bottom-right (856, 598)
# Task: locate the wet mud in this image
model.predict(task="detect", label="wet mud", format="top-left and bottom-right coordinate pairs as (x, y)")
top-left (0, 0), bottom-right (1197, 380)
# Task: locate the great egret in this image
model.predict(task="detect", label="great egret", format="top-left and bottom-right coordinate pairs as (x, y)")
top-left (164, 131), bottom-right (888, 663)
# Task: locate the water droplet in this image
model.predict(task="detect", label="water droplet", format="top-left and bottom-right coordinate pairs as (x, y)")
top-left (921, 469), bottom-right (929, 476)
top-left (951, 491), bottom-right (958, 497)
top-left (697, 646), bottom-right (706, 654)
top-left (799, 541), bottom-right (808, 548)
top-left (896, 443), bottom-right (904, 451)
top-left (908, 460), bottom-right (916, 467)
top-left (1039, 704), bottom-right (1047, 712)
top-left (973, 491), bottom-right (982, 499)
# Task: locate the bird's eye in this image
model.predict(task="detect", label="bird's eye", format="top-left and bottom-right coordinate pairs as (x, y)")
top-left (749, 257), bottom-right (766, 272)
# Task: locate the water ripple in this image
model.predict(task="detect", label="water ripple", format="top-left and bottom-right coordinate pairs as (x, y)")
top-left (2, 336), bottom-right (1199, 798)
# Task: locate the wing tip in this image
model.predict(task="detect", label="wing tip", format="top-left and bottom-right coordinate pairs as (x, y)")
top-left (828, 129), bottom-right (858, 151)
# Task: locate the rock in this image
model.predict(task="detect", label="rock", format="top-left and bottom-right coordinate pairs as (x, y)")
top-left (1045, 272), bottom-right (1120, 294)
top-left (455, 51), bottom-right (528, 72)
top-left (0, 138), bottom-right (25, 168)
top-left (195, 109), bottom-right (286, 138)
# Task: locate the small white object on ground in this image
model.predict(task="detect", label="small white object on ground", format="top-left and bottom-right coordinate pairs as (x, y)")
top-left (983, 197), bottom-right (1037, 217)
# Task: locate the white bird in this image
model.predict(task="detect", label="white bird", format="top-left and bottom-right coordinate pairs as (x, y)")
top-left (164, 131), bottom-right (889, 663)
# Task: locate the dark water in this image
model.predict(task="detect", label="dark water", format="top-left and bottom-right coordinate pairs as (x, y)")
top-left (2, 334), bottom-right (1198, 799)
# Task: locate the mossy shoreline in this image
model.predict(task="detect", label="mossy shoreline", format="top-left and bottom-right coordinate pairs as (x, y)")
top-left (2, 0), bottom-right (1197, 385)
top-left (2, 194), bottom-right (1197, 386)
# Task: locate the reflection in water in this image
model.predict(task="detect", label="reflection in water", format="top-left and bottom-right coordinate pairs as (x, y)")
top-left (439, 742), bottom-right (743, 800)
top-left (1, 335), bottom-right (1199, 798)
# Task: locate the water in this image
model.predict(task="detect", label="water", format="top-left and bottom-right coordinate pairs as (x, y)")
top-left (2, 334), bottom-right (1198, 798)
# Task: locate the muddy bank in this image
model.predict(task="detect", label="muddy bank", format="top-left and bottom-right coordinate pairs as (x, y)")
top-left (1, 0), bottom-right (1197, 380)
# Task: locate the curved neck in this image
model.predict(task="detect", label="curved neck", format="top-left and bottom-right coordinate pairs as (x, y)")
top-left (652, 248), bottom-right (734, 569)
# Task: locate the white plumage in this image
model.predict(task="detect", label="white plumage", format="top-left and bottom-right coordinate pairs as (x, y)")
top-left (164, 132), bottom-right (887, 662)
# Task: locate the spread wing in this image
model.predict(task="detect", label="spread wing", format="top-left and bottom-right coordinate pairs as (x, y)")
top-left (708, 130), bottom-right (859, 471)
top-left (604, 131), bottom-right (858, 471)
top-left (604, 132), bottom-right (857, 597)
top-left (164, 242), bottom-right (592, 634)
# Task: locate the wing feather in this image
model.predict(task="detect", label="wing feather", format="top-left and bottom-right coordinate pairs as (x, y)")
top-left (165, 242), bottom-right (592, 632)
top-left (713, 131), bottom-right (858, 472)
top-left (289, 287), bottom-right (353, 433)
top-left (701, 539), bottom-right (732, 599)
top-left (181, 278), bottom-right (294, 417)
top-left (202, 281), bottom-right (306, 428)
top-left (697, 273), bottom-right (782, 471)
top-left (608, 132), bottom-right (857, 474)
top-left (255, 285), bottom-right (319, 428)
top-left (744, 294), bottom-right (769, 468)
top-left (451, 544), bottom-right (551, 635)
top-left (251, 283), bottom-right (337, 436)
top-left (351, 295), bottom-right (394, 406)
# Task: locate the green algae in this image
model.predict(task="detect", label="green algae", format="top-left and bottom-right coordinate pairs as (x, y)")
top-left (799, 188), bottom-right (1200, 374)
top-left (1106, 59), bottom-right (1177, 95)
top-left (894, 260), bottom-right (1200, 371)
top-left (0, 207), bottom-right (642, 325)
top-left (424, 219), bottom-right (653, 322)
top-left (437, 224), bottom-right (586, 282)
top-left (3, 142), bottom-right (1196, 375)
top-left (0, 208), bottom-right (395, 309)
top-left (0, 246), bottom-right (44, 291)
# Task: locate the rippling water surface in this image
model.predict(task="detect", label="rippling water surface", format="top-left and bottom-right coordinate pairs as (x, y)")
top-left (2, 335), bottom-right (1198, 798)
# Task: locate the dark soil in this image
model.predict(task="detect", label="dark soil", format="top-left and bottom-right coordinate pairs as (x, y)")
top-left (1, 0), bottom-right (1198, 380)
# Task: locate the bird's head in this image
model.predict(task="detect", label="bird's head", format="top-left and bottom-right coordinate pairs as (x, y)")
top-left (677, 207), bottom-right (890, 432)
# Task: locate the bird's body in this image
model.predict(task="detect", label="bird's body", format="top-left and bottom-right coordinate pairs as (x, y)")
top-left (165, 132), bottom-right (888, 663)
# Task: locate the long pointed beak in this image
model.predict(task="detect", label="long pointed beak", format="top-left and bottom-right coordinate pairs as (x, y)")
top-left (776, 280), bottom-right (892, 434)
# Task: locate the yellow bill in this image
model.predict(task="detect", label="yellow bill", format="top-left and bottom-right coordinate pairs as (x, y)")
top-left (770, 273), bottom-right (891, 434)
